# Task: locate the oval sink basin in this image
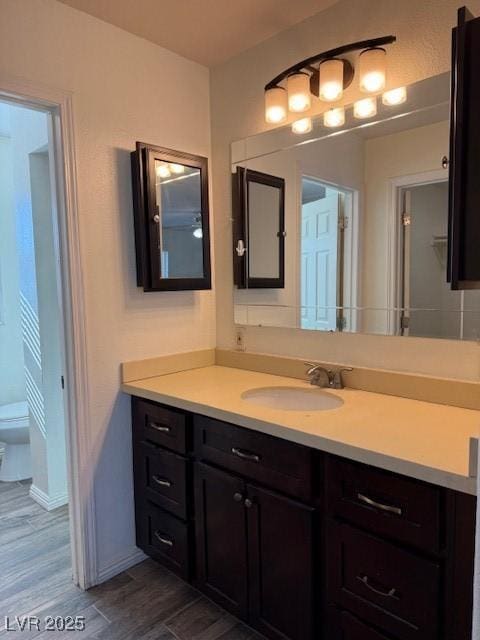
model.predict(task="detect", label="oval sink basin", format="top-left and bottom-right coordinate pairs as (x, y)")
top-left (241, 386), bottom-right (344, 412)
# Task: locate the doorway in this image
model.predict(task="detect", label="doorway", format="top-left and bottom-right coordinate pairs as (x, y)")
top-left (394, 177), bottom-right (480, 339)
top-left (0, 95), bottom-right (80, 596)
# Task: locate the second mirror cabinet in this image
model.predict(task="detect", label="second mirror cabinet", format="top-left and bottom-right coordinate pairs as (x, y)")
top-left (131, 142), bottom-right (211, 291)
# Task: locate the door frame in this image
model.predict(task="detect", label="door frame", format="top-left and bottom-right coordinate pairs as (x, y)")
top-left (386, 169), bottom-right (448, 335)
top-left (0, 74), bottom-right (95, 589)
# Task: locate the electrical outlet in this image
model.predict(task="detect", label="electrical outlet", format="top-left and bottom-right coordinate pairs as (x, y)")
top-left (235, 327), bottom-right (246, 351)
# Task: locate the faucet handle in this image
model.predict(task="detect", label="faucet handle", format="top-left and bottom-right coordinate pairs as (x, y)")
top-left (332, 367), bottom-right (353, 389)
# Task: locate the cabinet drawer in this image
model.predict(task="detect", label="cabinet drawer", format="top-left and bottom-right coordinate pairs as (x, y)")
top-left (133, 397), bottom-right (188, 454)
top-left (135, 441), bottom-right (189, 520)
top-left (194, 415), bottom-right (313, 501)
top-left (328, 522), bottom-right (441, 640)
top-left (137, 501), bottom-right (191, 579)
top-left (326, 456), bottom-right (442, 553)
top-left (339, 611), bottom-right (395, 639)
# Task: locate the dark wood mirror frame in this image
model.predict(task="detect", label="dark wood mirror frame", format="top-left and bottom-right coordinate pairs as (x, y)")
top-left (232, 166), bottom-right (285, 289)
top-left (131, 142), bottom-right (211, 291)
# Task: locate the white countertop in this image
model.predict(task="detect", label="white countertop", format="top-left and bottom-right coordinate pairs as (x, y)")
top-left (122, 365), bottom-right (480, 495)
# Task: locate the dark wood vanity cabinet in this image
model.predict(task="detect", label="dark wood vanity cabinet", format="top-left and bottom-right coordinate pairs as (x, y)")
top-left (131, 396), bottom-right (476, 640)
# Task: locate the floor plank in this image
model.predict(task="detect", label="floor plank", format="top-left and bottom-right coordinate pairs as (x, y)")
top-left (0, 481), bottom-right (263, 639)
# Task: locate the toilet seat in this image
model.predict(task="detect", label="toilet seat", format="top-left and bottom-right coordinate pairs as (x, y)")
top-left (0, 401), bottom-right (31, 481)
top-left (0, 401), bottom-right (29, 424)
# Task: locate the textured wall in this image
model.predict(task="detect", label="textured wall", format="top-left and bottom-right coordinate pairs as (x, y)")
top-left (211, 0), bottom-right (480, 380)
top-left (0, 0), bottom-right (214, 577)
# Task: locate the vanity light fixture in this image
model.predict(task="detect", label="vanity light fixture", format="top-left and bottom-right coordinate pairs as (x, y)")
top-left (287, 72), bottom-right (311, 112)
top-left (382, 86), bottom-right (407, 106)
top-left (359, 47), bottom-right (387, 93)
top-left (265, 86), bottom-right (288, 123)
top-left (324, 107), bottom-right (345, 128)
top-left (292, 117), bottom-right (313, 134)
top-left (264, 35), bottom-right (395, 123)
top-left (354, 96), bottom-right (377, 119)
top-left (156, 163), bottom-right (171, 179)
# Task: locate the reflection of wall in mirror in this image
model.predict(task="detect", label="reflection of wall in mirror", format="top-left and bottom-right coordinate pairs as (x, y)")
top-left (363, 119), bottom-right (450, 335)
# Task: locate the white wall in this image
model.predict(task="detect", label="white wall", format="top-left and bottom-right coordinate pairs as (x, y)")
top-left (211, 0), bottom-right (480, 381)
top-left (0, 0), bottom-right (214, 578)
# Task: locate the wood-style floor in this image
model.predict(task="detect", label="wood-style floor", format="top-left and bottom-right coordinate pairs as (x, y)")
top-left (0, 481), bottom-right (263, 639)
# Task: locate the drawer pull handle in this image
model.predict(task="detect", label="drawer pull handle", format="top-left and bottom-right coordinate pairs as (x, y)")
top-left (357, 575), bottom-right (398, 599)
top-left (152, 475), bottom-right (172, 488)
top-left (154, 531), bottom-right (174, 547)
top-left (149, 422), bottom-right (171, 433)
top-left (357, 493), bottom-right (402, 516)
top-left (231, 447), bottom-right (260, 463)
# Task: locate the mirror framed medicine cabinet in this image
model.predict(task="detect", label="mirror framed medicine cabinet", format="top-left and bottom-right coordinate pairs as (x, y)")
top-left (131, 142), bottom-right (211, 291)
top-left (233, 167), bottom-right (285, 289)
top-left (231, 70), bottom-right (480, 341)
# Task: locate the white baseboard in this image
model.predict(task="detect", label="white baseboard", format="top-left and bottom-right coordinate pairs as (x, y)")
top-left (96, 548), bottom-right (147, 585)
top-left (29, 484), bottom-right (68, 511)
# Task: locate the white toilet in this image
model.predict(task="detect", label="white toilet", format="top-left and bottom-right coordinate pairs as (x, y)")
top-left (0, 401), bottom-right (31, 482)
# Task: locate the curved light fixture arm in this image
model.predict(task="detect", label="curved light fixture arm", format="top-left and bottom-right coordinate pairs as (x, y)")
top-left (264, 35), bottom-right (396, 91)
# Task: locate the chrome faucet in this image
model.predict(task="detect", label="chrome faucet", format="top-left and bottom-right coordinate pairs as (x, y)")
top-left (305, 362), bottom-right (353, 389)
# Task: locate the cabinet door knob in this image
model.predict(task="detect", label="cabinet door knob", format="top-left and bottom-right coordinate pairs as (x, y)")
top-left (233, 492), bottom-right (243, 502)
top-left (244, 498), bottom-right (253, 508)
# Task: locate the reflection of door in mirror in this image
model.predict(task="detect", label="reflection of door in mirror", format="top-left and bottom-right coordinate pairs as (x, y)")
top-left (396, 179), bottom-right (480, 339)
top-left (154, 160), bottom-right (204, 279)
top-left (300, 178), bottom-right (355, 332)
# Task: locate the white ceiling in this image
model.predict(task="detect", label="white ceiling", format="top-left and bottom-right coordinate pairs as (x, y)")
top-left (56, 0), bottom-right (340, 67)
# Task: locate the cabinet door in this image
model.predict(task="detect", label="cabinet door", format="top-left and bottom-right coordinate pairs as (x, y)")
top-left (247, 484), bottom-right (316, 640)
top-left (448, 7), bottom-right (480, 288)
top-left (194, 463), bottom-right (248, 619)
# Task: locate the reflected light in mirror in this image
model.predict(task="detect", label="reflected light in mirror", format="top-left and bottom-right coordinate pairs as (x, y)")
top-left (287, 72), bottom-right (311, 112)
top-left (156, 163), bottom-right (171, 178)
top-left (292, 117), bottom-right (313, 134)
top-left (319, 59), bottom-right (344, 102)
top-left (354, 96), bottom-right (377, 119)
top-left (193, 228), bottom-right (203, 239)
top-left (265, 86), bottom-right (288, 123)
top-left (382, 86), bottom-right (407, 106)
top-left (324, 107), bottom-right (345, 128)
top-left (169, 163), bottom-right (185, 174)
top-left (359, 47), bottom-right (386, 93)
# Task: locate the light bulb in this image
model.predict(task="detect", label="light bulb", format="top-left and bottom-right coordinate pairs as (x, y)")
top-left (359, 48), bottom-right (386, 93)
top-left (169, 163), bottom-right (185, 174)
top-left (156, 164), bottom-right (171, 179)
top-left (354, 97), bottom-right (377, 119)
top-left (382, 86), bottom-right (407, 106)
top-left (324, 107), bottom-right (345, 128)
top-left (319, 59), bottom-right (344, 102)
top-left (265, 86), bottom-right (288, 123)
top-left (287, 73), bottom-right (311, 112)
top-left (193, 228), bottom-right (203, 239)
top-left (292, 117), bottom-right (312, 134)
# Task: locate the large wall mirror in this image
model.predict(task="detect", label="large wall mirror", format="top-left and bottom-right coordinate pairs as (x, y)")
top-left (231, 73), bottom-right (480, 340)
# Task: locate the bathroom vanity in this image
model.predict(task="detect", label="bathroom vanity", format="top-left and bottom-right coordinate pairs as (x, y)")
top-left (125, 365), bottom-right (478, 640)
